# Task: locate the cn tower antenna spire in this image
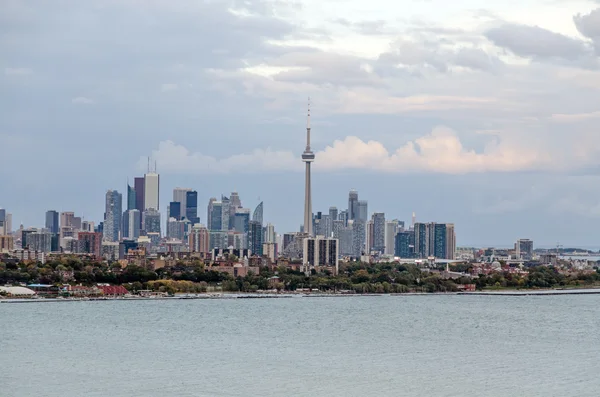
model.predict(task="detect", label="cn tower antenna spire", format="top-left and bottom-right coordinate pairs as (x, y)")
top-left (306, 97), bottom-right (311, 151)
top-left (302, 97), bottom-right (315, 236)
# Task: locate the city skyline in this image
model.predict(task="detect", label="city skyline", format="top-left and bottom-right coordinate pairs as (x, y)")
top-left (3, 1), bottom-right (600, 246)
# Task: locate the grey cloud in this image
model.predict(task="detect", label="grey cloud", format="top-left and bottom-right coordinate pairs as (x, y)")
top-left (333, 18), bottom-right (391, 35)
top-left (574, 8), bottom-right (600, 54)
top-left (485, 23), bottom-right (589, 60)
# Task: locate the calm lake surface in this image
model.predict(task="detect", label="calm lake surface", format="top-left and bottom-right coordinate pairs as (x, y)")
top-left (2, 295), bottom-right (600, 397)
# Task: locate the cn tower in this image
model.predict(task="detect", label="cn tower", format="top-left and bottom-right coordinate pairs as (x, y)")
top-left (302, 99), bottom-right (315, 236)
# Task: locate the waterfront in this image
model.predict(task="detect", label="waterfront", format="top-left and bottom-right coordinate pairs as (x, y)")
top-left (2, 295), bottom-right (600, 397)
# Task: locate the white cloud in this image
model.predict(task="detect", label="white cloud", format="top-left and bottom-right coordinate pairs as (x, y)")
top-left (4, 67), bottom-right (32, 75)
top-left (144, 126), bottom-right (564, 175)
top-left (71, 96), bottom-right (94, 105)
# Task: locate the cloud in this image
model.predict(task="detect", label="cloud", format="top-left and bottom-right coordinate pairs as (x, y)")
top-left (574, 8), bottom-right (600, 54)
top-left (484, 23), bottom-right (590, 60)
top-left (71, 96), bottom-right (94, 104)
top-left (4, 67), bottom-right (32, 75)
top-left (145, 126), bottom-right (559, 175)
top-left (551, 111), bottom-right (600, 122)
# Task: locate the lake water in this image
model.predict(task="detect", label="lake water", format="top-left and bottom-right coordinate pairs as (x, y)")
top-left (2, 295), bottom-right (600, 397)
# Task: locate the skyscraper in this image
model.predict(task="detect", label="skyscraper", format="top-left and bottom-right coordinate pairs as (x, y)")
top-left (103, 190), bottom-right (122, 242)
top-left (127, 183), bottom-right (136, 211)
top-left (372, 212), bottom-right (386, 253)
top-left (134, 177), bottom-right (145, 213)
top-left (264, 223), bottom-right (276, 244)
top-left (302, 101), bottom-right (315, 236)
top-left (186, 190), bottom-right (199, 225)
top-left (249, 220), bottom-right (263, 256)
top-left (348, 190), bottom-right (358, 221)
top-left (144, 171), bottom-right (159, 211)
top-left (221, 196), bottom-right (230, 231)
top-left (384, 220), bottom-right (401, 256)
top-left (357, 200), bottom-right (368, 222)
top-left (395, 231), bottom-right (414, 258)
top-left (352, 220), bottom-right (366, 258)
top-left (122, 209), bottom-right (140, 239)
top-left (253, 201), bottom-right (263, 226)
top-left (189, 224), bottom-right (210, 254)
top-left (45, 210), bottom-right (59, 234)
top-left (168, 202), bottom-right (181, 220)
top-left (208, 200), bottom-right (223, 231)
top-left (173, 187), bottom-right (192, 219)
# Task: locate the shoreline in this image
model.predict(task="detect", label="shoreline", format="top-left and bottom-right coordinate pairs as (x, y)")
top-left (3, 287), bottom-right (600, 303)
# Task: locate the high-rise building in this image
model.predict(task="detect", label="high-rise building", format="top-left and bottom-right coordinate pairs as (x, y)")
top-left (302, 102), bottom-right (315, 236)
top-left (332, 219), bottom-right (344, 240)
top-left (516, 238), bottom-right (533, 260)
top-left (103, 190), bottom-right (122, 242)
top-left (339, 226), bottom-right (354, 256)
top-left (173, 187), bottom-right (192, 219)
top-left (168, 201), bottom-right (181, 220)
top-left (233, 208), bottom-right (250, 249)
top-left (127, 183), bottom-right (136, 211)
top-left (134, 177), bottom-right (145, 213)
top-left (45, 210), bottom-right (59, 234)
top-left (303, 236), bottom-right (339, 273)
top-left (167, 217), bottom-right (186, 241)
top-left (351, 220), bottom-right (366, 258)
top-left (28, 231), bottom-right (53, 253)
top-left (189, 224), bottom-right (210, 254)
top-left (395, 231), bottom-right (414, 258)
top-left (122, 209), bottom-right (141, 239)
top-left (372, 212), bottom-right (385, 253)
top-left (142, 209), bottom-right (161, 235)
top-left (414, 223), bottom-right (429, 258)
top-left (0, 235), bottom-right (14, 252)
top-left (412, 222), bottom-right (455, 259)
top-left (446, 224), bottom-right (456, 260)
top-left (264, 223), bottom-right (276, 244)
top-left (365, 220), bottom-right (374, 254)
top-left (221, 196), bottom-right (231, 231)
top-left (357, 200), bottom-right (368, 222)
top-left (186, 190), bottom-right (199, 225)
top-left (208, 199), bottom-right (223, 231)
top-left (144, 171), bottom-right (159, 211)
top-left (348, 190), bottom-right (359, 221)
top-left (60, 212), bottom-right (74, 228)
top-left (249, 220), bottom-right (263, 256)
top-left (384, 220), bottom-right (401, 256)
top-left (253, 201), bottom-right (263, 226)
top-left (78, 232), bottom-right (102, 260)
top-left (229, 191), bottom-right (242, 228)
top-left (338, 210), bottom-right (349, 227)
top-left (329, 207), bottom-right (338, 224)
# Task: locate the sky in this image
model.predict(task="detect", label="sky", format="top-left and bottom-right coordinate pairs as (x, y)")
top-left (2, 0), bottom-right (600, 247)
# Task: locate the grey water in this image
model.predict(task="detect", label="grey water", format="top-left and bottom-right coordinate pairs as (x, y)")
top-left (2, 295), bottom-right (600, 397)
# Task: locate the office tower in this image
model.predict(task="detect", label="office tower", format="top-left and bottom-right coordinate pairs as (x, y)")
top-left (338, 210), bottom-right (348, 227)
top-left (144, 169), bottom-right (159, 211)
top-left (189, 224), bottom-right (210, 254)
top-left (21, 228), bottom-right (36, 249)
top-left (339, 226), bottom-right (354, 256)
top-left (313, 212), bottom-right (325, 237)
top-left (221, 196), bottom-right (230, 231)
top-left (186, 190), bottom-right (199, 225)
top-left (209, 231), bottom-right (228, 250)
top-left (253, 201), bottom-right (263, 226)
top-left (60, 212), bottom-right (74, 228)
top-left (414, 223), bottom-right (429, 258)
top-left (134, 177), bottom-right (145, 213)
top-left (322, 214), bottom-right (332, 237)
top-left (233, 208), bottom-right (250, 248)
top-left (78, 232), bottom-right (102, 260)
top-left (173, 187), bottom-right (192, 219)
top-left (127, 183), bottom-right (136, 211)
top-left (209, 199), bottom-right (223, 231)
top-left (433, 223), bottom-right (447, 258)
top-left (72, 216), bottom-right (82, 230)
top-left (395, 231), bottom-right (414, 258)
top-left (302, 101), bottom-right (315, 236)
top-left (249, 220), bottom-right (263, 256)
top-left (0, 211), bottom-right (12, 235)
top-left (207, 198), bottom-right (216, 229)
top-left (329, 207), bottom-right (338, 224)
top-left (351, 220), bottom-right (365, 258)
top-left (357, 200), bottom-right (368, 222)
top-left (365, 220), bottom-right (374, 254)
top-left (372, 212), bottom-right (386, 253)
top-left (303, 236), bottom-right (339, 273)
top-left (348, 190), bottom-right (358, 221)
top-left (264, 223), bottom-right (276, 244)
top-left (384, 220), bottom-right (401, 256)
top-left (168, 201), bottom-right (181, 220)
top-left (123, 209), bottom-right (140, 239)
top-left (229, 191), bottom-right (242, 228)
top-left (103, 190), bottom-right (122, 242)
top-left (142, 209), bottom-right (161, 235)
